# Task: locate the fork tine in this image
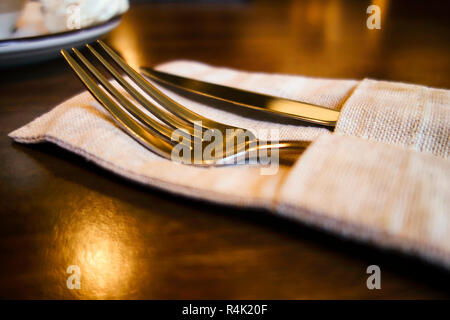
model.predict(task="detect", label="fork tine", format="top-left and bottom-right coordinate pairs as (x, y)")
top-left (97, 40), bottom-right (233, 131)
top-left (85, 44), bottom-right (198, 139)
top-left (60, 49), bottom-right (175, 159)
top-left (72, 48), bottom-right (180, 145)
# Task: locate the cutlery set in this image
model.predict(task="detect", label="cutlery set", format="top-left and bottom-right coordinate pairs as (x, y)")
top-left (61, 41), bottom-right (333, 166)
top-left (140, 67), bottom-right (339, 127)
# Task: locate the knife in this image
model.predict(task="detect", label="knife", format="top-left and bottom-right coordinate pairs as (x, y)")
top-left (140, 67), bottom-right (339, 127)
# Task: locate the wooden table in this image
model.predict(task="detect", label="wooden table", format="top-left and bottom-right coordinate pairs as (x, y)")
top-left (0, 0), bottom-right (449, 299)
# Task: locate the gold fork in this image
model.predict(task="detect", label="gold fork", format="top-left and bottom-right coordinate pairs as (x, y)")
top-left (61, 41), bottom-right (310, 166)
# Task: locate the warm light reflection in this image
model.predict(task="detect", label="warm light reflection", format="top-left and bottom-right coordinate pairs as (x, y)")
top-left (69, 210), bottom-right (136, 298)
top-left (108, 15), bottom-right (142, 69)
top-left (48, 193), bottom-right (146, 299)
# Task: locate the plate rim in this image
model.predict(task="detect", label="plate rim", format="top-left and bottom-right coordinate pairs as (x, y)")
top-left (0, 17), bottom-right (121, 56)
top-left (0, 15), bottom-right (122, 47)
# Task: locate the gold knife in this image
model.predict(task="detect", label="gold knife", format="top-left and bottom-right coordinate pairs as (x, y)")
top-left (140, 67), bottom-right (339, 127)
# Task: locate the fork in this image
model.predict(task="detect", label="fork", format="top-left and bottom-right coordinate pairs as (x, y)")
top-left (60, 41), bottom-right (310, 166)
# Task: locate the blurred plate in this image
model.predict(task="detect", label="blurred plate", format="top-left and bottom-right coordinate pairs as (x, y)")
top-left (0, 16), bottom-right (121, 68)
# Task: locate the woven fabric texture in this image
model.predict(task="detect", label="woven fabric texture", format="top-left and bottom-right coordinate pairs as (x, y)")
top-left (9, 61), bottom-right (450, 268)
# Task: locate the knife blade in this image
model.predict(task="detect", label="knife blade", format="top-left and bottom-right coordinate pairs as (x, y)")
top-left (140, 67), bottom-right (339, 127)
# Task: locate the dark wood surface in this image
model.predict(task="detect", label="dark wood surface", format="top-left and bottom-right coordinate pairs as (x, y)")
top-left (1, 0), bottom-right (449, 299)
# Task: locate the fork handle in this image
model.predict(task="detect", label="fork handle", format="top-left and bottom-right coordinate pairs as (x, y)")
top-left (251, 140), bottom-right (311, 166)
top-left (256, 140), bottom-right (311, 153)
top-left (218, 140), bottom-right (311, 166)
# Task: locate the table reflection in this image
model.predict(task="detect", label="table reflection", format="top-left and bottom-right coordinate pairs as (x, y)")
top-left (44, 193), bottom-right (148, 299)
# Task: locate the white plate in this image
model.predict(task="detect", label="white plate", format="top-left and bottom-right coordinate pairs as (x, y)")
top-left (0, 17), bottom-right (121, 68)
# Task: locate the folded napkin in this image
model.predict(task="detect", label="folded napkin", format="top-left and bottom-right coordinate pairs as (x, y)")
top-left (9, 61), bottom-right (450, 268)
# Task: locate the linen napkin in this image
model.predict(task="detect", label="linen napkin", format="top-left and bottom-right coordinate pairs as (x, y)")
top-left (9, 61), bottom-right (450, 268)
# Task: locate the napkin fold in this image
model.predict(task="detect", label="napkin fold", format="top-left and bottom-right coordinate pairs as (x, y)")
top-left (9, 61), bottom-right (450, 268)
top-left (336, 79), bottom-right (450, 158)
